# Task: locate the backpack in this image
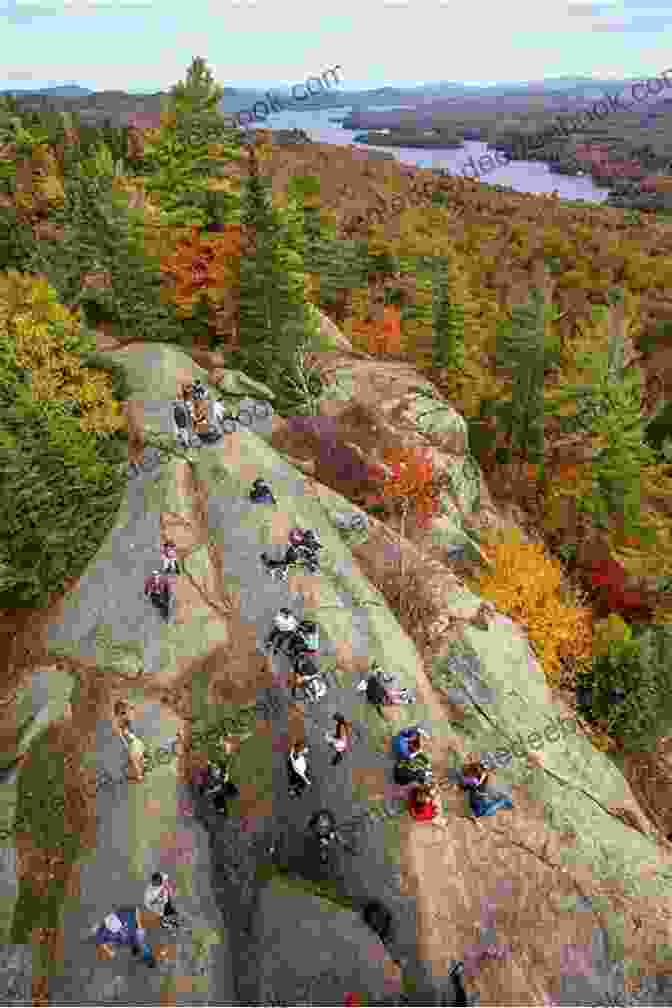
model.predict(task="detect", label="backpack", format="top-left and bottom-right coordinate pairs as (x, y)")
top-left (296, 621), bottom-right (319, 652)
top-left (173, 402), bottom-right (189, 429)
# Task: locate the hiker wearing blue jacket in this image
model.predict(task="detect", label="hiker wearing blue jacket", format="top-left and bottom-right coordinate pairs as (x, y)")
top-left (94, 909), bottom-right (156, 967)
top-left (460, 761), bottom-right (513, 819)
top-left (392, 726), bottom-right (429, 761)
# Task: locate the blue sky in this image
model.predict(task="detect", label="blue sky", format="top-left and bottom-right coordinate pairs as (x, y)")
top-left (0, 0), bottom-right (670, 92)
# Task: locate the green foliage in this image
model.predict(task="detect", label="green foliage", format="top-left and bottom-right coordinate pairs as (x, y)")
top-left (577, 626), bottom-right (672, 751)
top-left (132, 57), bottom-right (242, 230)
top-left (493, 286), bottom-right (546, 468)
top-left (24, 171), bottom-right (183, 343)
top-left (0, 385), bottom-right (126, 608)
top-left (233, 169), bottom-right (322, 414)
top-left (0, 203), bottom-right (38, 271)
top-left (546, 321), bottom-right (657, 538)
top-left (644, 398), bottom-right (672, 457)
top-left (431, 257), bottom-right (466, 370)
top-left (79, 351), bottom-right (133, 403)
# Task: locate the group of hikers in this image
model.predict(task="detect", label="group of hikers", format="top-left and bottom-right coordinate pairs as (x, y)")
top-left (94, 871), bottom-right (181, 967)
top-left (390, 725), bottom-right (514, 823)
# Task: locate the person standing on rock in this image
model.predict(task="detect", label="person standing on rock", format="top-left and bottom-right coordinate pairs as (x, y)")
top-left (326, 714), bottom-right (353, 766)
top-left (287, 740), bottom-right (312, 797)
top-left (144, 871), bottom-right (179, 929)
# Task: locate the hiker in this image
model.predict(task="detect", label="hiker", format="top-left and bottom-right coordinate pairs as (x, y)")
top-left (249, 478), bottom-right (276, 505)
top-left (144, 871), bottom-right (179, 929)
top-left (94, 909), bottom-right (156, 967)
top-left (285, 619), bottom-right (320, 662)
top-left (161, 540), bottom-right (181, 575)
top-left (144, 570), bottom-right (172, 621)
top-left (172, 399), bottom-right (193, 451)
top-left (392, 726), bottom-right (429, 761)
top-left (325, 713), bottom-right (353, 766)
top-left (287, 741), bottom-right (311, 797)
top-left (291, 653), bottom-right (327, 702)
top-left (449, 961), bottom-right (470, 1007)
top-left (394, 746), bottom-right (433, 786)
top-left (120, 723), bottom-right (145, 782)
top-left (291, 527), bottom-right (322, 573)
top-left (200, 739), bottom-right (239, 816)
top-left (460, 761), bottom-right (513, 819)
top-left (408, 782), bottom-right (439, 822)
top-left (264, 608), bottom-right (299, 653)
top-left (113, 699), bottom-right (134, 734)
top-left (358, 662), bottom-right (415, 715)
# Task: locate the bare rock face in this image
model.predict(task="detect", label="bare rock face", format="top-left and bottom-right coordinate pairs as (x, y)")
top-left (0, 945), bottom-right (32, 1004)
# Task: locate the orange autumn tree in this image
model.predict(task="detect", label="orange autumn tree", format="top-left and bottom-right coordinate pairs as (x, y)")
top-left (370, 443), bottom-right (441, 540)
top-left (160, 225), bottom-right (241, 336)
top-left (351, 305), bottom-right (403, 356)
top-left (369, 442), bottom-right (441, 612)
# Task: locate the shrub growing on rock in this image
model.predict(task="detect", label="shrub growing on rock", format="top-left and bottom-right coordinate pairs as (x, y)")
top-left (473, 527), bottom-right (593, 688)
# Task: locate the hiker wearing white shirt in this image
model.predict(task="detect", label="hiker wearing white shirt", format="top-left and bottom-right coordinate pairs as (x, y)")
top-left (287, 741), bottom-right (311, 797)
top-left (144, 872), bottom-right (179, 928)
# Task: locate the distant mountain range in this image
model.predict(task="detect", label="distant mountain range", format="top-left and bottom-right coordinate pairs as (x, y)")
top-left (0, 76), bottom-right (644, 128)
top-left (0, 85), bottom-right (94, 97)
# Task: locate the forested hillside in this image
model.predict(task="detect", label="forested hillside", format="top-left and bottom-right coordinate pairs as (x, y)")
top-left (1, 55), bottom-right (672, 760)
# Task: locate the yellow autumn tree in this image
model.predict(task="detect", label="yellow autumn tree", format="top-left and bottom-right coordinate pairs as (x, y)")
top-left (474, 525), bottom-right (593, 688)
top-left (0, 271), bottom-right (125, 435)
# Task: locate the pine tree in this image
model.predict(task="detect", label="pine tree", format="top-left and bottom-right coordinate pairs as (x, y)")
top-left (493, 285), bottom-right (546, 482)
top-left (233, 149), bottom-right (320, 413)
top-left (544, 297), bottom-right (656, 541)
top-left (431, 254), bottom-right (466, 371)
top-left (133, 57), bottom-right (242, 230)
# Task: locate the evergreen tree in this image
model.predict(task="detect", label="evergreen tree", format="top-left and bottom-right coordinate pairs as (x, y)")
top-left (544, 299), bottom-right (657, 541)
top-left (431, 254), bottom-right (466, 371)
top-left (132, 57), bottom-right (242, 229)
top-left (401, 256), bottom-right (434, 367)
top-left (233, 150), bottom-right (320, 413)
top-left (493, 285), bottom-right (546, 477)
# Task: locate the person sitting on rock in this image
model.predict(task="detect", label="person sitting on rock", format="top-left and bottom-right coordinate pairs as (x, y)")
top-left (460, 761), bottom-right (513, 819)
top-left (144, 871), bottom-right (179, 929)
top-left (408, 782), bottom-right (439, 822)
top-left (264, 608), bottom-right (299, 653)
top-left (394, 747), bottom-right (433, 786)
top-left (392, 725), bottom-right (429, 761)
top-left (249, 478), bottom-right (276, 506)
top-left (94, 910), bottom-right (156, 967)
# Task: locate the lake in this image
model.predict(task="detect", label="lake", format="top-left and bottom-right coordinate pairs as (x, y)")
top-left (255, 104), bottom-right (609, 204)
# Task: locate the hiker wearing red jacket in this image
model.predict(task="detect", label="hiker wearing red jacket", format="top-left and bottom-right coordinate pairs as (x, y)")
top-left (408, 783), bottom-right (439, 822)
